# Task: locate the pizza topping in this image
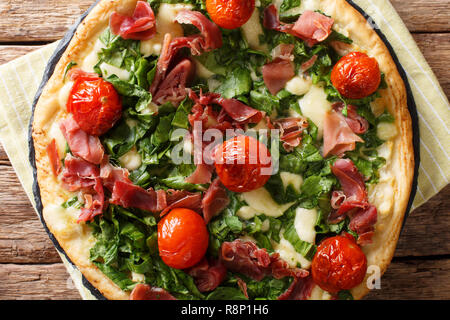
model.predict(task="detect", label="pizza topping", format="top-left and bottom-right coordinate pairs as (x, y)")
top-left (99, 158), bottom-right (132, 191)
top-left (59, 117), bottom-right (105, 165)
top-left (158, 208), bottom-right (209, 269)
top-left (130, 284), bottom-right (177, 300)
top-left (67, 77), bottom-right (122, 136)
top-left (185, 163), bottom-right (214, 185)
top-left (66, 68), bottom-right (98, 81)
top-left (323, 107), bottom-right (364, 157)
top-left (46, 139), bottom-right (61, 176)
top-left (160, 190), bottom-right (203, 217)
top-left (187, 257), bottom-right (227, 292)
top-left (263, 5), bottom-right (334, 46)
top-left (263, 44), bottom-right (296, 95)
top-left (274, 117), bottom-right (309, 152)
top-left (110, 181), bottom-right (167, 213)
top-left (278, 275), bottom-right (315, 300)
top-left (331, 52), bottom-right (381, 99)
top-left (201, 177), bottom-right (230, 224)
top-left (332, 103), bottom-right (369, 134)
top-left (110, 1), bottom-right (157, 40)
top-left (311, 235), bottom-right (367, 293)
top-left (206, 0), bottom-right (255, 29)
top-left (214, 136), bottom-right (272, 193)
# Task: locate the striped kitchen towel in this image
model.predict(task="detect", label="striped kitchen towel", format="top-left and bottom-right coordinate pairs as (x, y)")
top-left (0, 0), bottom-right (448, 299)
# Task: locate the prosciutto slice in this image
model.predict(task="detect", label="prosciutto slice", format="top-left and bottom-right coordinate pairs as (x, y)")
top-left (100, 157), bottom-right (132, 191)
top-left (201, 177), bottom-right (230, 224)
top-left (263, 44), bottom-right (295, 95)
top-left (46, 139), bottom-right (61, 176)
top-left (186, 258), bottom-right (227, 292)
top-left (130, 284), bottom-right (176, 300)
top-left (110, 1), bottom-right (156, 40)
top-left (323, 107), bottom-right (364, 157)
top-left (332, 103), bottom-right (369, 134)
top-left (110, 181), bottom-right (165, 213)
top-left (59, 117), bottom-right (104, 165)
top-left (160, 190), bottom-right (203, 216)
top-left (278, 276), bottom-right (315, 300)
top-left (263, 5), bottom-right (334, 47)
top-left (274, 117), bottom-right (309, 152)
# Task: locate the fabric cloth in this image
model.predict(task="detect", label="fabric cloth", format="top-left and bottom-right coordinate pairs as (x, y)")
top-left (0, 0), bottom-right (448, 299)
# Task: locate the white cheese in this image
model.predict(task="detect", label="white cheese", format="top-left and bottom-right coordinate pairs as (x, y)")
top-left (240, 187), bottom-right (295, 218)
top-left (377, 122), bottom-right (398, 141)
top-left (241, 10), bottom-right (268, 52)
top-left (285, 76), bottom-right (312, 96)
top-left (294, 207), bottom-right (317, 243)
top-left (298, 84), bottom-right (332, 139)
top-left (48, 120), bottom-right (67, 157)
top-left (99, 62), bottom-right (130, 81)
top-left (280, 172), bottom-right (303, 192)
top-left (81, 39), bottom-right (105, 73)
top-left (140, 3), bottom-right (192, 57)
top-left (42, 204), bottom-right (83, 241)
top-left (309, 286), bottom-right (332, 300)
top-left (131, 272), bottom-right (146, 283)
top-left (236, 206), bottom-right (259, 220)
top-left (119, 147), bottom-right (142, 171)
top-left (274, 237), bottom-right (311, 269)
top-left (58, 81), bottom-right (73, 109)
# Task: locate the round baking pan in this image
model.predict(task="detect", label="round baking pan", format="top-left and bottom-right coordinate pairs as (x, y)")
top-left (28, 0), bottom-right (420, 300)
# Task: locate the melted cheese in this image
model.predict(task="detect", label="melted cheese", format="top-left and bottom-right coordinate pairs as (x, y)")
top-left (43, 204), bottom-right (83, 241)
top-left (294, 207), bottom-right (317, 243)
top-left (240, 187), bottom-right (294, 218)
top-left (298, 84), bottom-right (332, 139)
top-left (99, 62), bottom-right (130, 81)
top-left (140, 3), bottom-right (192, 57)
top-left (309, 286), bottom-right (332, 300)
top-left (241, 10), bottom-right (267, 52)
top-left (58, 81), bottom-right (73, 109)
top-left (274, 237), bottom-right (311, 269)
top-left (48, 120), bottom-right (67, 157)
top-left (119, 147), bottom-right (142, 171)
top-left (81, 39), bottom-right (105, 73)
top-left (280, 172), bottom-right (303, 192)
top-left (377, 122), bottom-right (398, 141)
top-left (285, 76), bottom-right (312, 96)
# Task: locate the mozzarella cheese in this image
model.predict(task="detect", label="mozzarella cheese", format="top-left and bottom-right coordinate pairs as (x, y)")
top-left (294, 207), bottom-right (317, 243)
top-left (140, 3), bottom-right (192, 57)
top-left (81, 39), bottom-right (105, 73)
top-left (43, 204), bottom-right (83, 241)
top-left (240, 187), bottom-right (295, 218)
top-left (280, 171), bottom-right (303, 192)
top-left (99, 62), bottom-right (130, 81)
top-left (119, 147), bottom-right (142, 171)
top-left (285, 76), bottom-right (312, 96)
top-left (377, 122), bottom-right (398, 141)
top-left (309, 286), bottom-right (332, 300)
top-left (48, 120), bottom-right (67, 157)
top-left (274, 237), bottom-right (311, 269)
top-left (298, 84), bottom-right (332, 139)
top-left (241, 10), bottom-right (268, 52)
top-left (58, 81), bottom-right (73, 109)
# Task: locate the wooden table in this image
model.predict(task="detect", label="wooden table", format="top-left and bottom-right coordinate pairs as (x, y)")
top-left (0, 0), bottom-right (449, 300)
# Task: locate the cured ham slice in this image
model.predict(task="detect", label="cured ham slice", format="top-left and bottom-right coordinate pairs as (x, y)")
top-left (160, 190), bottom-right (203, 216)
top-left (291, 10), bottom-right (334, 47)
top-left (323, 108), bottom-right (364, 157)
top-left (130, 284), bottom-right (176, 300)
top-left (201, 177), bottom-right (229, 224)
top-left (263, 44), bottom-right (295, 95)
top-left (216, 98), bottom-right (262, 124)
top-left (152, 59), bottom-right (194, 105)
top-left (274, 117), bottom-right (309, 152)
top-left (185, 163), bottom-right (214, 184)
top-left (110, 1), bottom-right (156, 40)
top-left (99, 157), bottom-right (132, 191)
top-left (186, 258), bottom-right (227, 292)
top-left (263, 5), bottom-right (334, 47)
top-left (110, 181), bottom-right (165, 213)
top-left (59, 117), bottom-right (104, 165)
top-left (66, 68), bottom-right (98, 81)
top-left (278, 276), bottom-right (315, 300)
top-left (332, 103), bottom-right (369, 134)
top-left (331, 159), bottom-right (367, 209)
top-left (46, 139), bottom-right (61, 176)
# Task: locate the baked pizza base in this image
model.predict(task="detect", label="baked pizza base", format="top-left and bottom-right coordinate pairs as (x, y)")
top-left (31, 0), bottom-right (414, 300)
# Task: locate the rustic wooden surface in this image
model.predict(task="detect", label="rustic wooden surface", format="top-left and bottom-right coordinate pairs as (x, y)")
top-left (0, 0), bottom-right (449, 300)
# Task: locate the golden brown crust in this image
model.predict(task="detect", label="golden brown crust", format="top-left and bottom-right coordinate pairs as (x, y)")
top-left (31, 0), bottom-right (414, 300)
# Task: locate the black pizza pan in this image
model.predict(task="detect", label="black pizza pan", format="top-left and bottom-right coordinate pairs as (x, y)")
top-left (27, 0), bottom-right (420, 300)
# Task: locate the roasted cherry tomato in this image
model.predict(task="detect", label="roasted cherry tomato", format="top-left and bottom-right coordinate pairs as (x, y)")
top-left (67, 76), bottom-right (122, 136)
top-left (206, 0), bottom-right (255, 29)
top-left (158, 208), bottom-right (209, 269)
top-left (311, 235), bottom-right (367, 293)
top-left (214, 135), bottom-right (272, 193)
top-left (330, 52), bottom-right (381, 99)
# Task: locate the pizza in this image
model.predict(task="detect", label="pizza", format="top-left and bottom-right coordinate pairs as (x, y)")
top-left (30, 0), bottom-right (414, 300)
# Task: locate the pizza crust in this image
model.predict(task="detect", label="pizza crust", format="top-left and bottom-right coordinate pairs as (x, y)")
top-left (31, 0), bottom-right (414, 300)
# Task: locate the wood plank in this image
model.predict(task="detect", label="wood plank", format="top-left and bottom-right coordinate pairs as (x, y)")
top-left (0, 0), bottom-right (449, 43)
top-left (391, 0), bottom-right (450, 33)
top-left (366, 258), bottom-right (450, 300)
top-left (0, 263), bottom-right (81, 300)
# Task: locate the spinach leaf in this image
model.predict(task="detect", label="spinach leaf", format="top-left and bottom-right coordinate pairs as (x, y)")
top-left (283, 222), bottom-right (317, 261)
top-left (216, 67), bottom-right (253, 99)
top-left (206, 287), bottom-right (248, 300)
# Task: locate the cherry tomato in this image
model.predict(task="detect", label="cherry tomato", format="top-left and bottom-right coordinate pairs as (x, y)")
top-left (214, 135), bottom-right (272, 193)
top-left (311, 235), bottom-right (367, 293)
top-left (67, 76), bottom-right (122, 136)
top-left (158, 208), bottom-right (209, 270)
top-left (330, 52), bottom-right (381, 99)
top-left (206, 0), bottom-right (255, 29)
